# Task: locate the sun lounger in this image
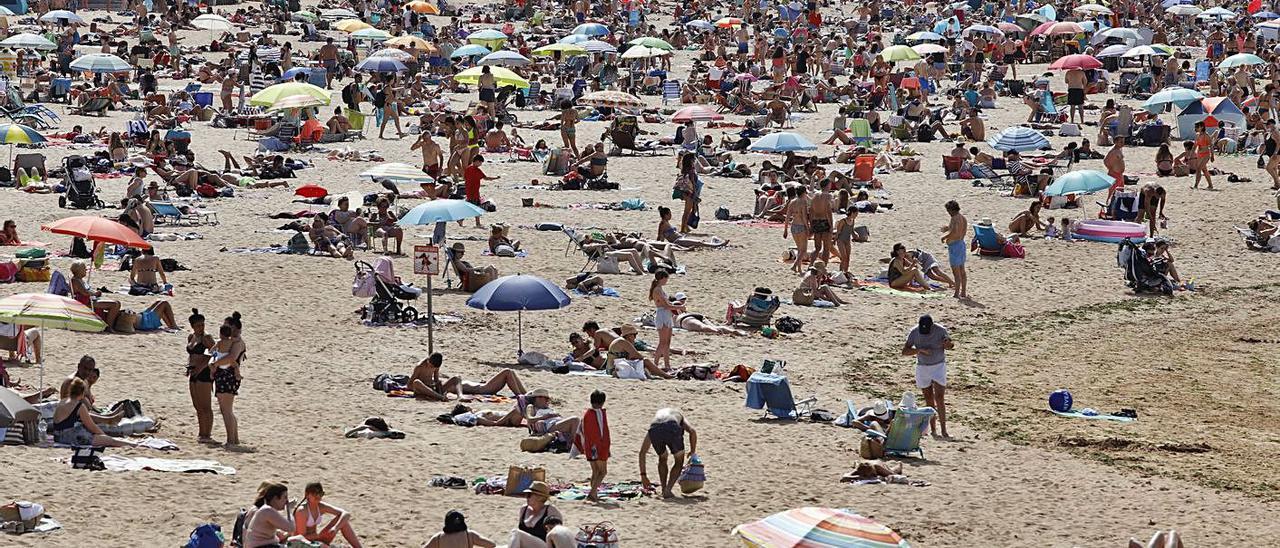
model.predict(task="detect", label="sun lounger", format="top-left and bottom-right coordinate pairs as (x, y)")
top-left (70, 97), bottom-right (111, 117)
top-left (874, 406), bottom-right (936, 458)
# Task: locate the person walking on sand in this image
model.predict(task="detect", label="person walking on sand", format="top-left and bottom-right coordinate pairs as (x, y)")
top-left (1104, 136), bottom-right (1126, 203)
top-left (639, 408), bottom-right (697, 499)
top-left (785, 186), bottom-right (811, 274)
top-left (574, 390), bottom-right (611, 502)
top-left (1193, 121), bottom-right (1215, 190)
top-left (1065, 66), bottom-right (1087, 125)
top-left (940, 200), bottom-right (968, 299)
top-left (463, 155), bottom-right (498, 228)
top-left (902, 314), bottom-right (953, 438)
top-left (809, 181), bottom-right (835, 262)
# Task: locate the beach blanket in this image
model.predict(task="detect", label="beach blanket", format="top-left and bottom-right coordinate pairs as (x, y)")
top-left (460, 394), bottom-right (512, 404)
top-left (2, 516), bottom-right (62, 535)
top-left (858, 284), bottom-right (946, 299)
top-left (567, 370), bottom-right (612, 378)
top-left (554, 481), bottom-right (648, 502)
top-left (222, 246), bottom-right (302, 254)
top-left (642, 260), bottom-right (685, 274)
top-left (573, 287), bottom-right (620, 298)
top-left (1052, 410), bottom-right (1136, 422)
top-left (86, 455), bottom-right (236, 474)
top-left (482, 250), bottom-right (529, 258)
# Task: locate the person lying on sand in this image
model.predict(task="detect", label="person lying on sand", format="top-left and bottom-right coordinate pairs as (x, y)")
top-left (656, 207), bottom-right (727, 249)
top-left (672, 299), bottom-right (749, 336)
top-left (523, 388), bottom-right (580, 436)
top-left (409, 353), bottom-right (528, 402)
top-left (489, 225), bottom-right (521, 254)
top-left (565, 273), bottom-right (605, 295)
top-left (568, 332), bottom-right (605, 368)
top-left (608, 324), bottom-right (674, 379)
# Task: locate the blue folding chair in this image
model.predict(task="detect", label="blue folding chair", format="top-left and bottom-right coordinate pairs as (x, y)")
top-left (744, 372), bottom-right (816, 420)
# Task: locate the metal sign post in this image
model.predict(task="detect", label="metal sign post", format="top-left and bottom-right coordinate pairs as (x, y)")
top-left (413, 244), bottom-right (440, 353)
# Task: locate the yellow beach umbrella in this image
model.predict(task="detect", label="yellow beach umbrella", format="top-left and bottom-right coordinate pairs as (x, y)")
top-left (249, 81), bottom-right (332, 107)
top-left (532, 43), bottom-right (588, 56)
top-left (454, 66), bottom-right (529, 88)
top-left (334, 19), bottom-right (373, 32)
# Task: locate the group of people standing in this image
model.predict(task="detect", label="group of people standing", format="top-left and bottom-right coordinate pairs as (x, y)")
top-left (185, 309), bottom-right (247, 449)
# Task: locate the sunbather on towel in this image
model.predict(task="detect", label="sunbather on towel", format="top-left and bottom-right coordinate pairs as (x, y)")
top-left (293, 482), bottom-right (364, 548)
top-left (607, 325), bottom-right (674, 379)
top-left (656, 207), bottom-right (728, 249)
top-left (49, 378), bottom-right (137, 448)
top-left (409, 353), bottom-right (528, 402)
top-left (523, 388), bottom-right (579, 436)
top-left (887, 244), bottom-right (932, 291)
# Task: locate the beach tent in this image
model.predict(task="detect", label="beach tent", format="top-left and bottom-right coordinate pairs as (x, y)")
top-left (0, 0), bottom-right (25, 14)
top-left (1176, 98), bottom-right (1244, 139)
top-left (0, 386), bottom-right (39, 444)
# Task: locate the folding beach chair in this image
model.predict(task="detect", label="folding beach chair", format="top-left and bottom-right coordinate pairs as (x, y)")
top-left (877, 407), bottom-right (936, 458)
top-left (563, 228), bottom-right (599, 272)
top-left (662, 79), bottom-right (680, 104)
top-left (70, 97), bottom-right (111, 117)
top-left (1194, 60), bottom-right (1211, 85)
top-left (847, 118), bottom-right (872, 143)
top-left (744, 371), bottom-right (817, 420)
top-left (972, 224), bottom-right (1002, 256)
top-left (6, 88), bottom-right (60, 126)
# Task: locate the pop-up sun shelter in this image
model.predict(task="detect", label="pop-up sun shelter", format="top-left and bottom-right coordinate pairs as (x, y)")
top-left (1177, 97), bottom-right (1244, 140)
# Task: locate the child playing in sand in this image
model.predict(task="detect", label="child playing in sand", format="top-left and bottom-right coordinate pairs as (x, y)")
top-left (1044, 216), bottom-right (1058, 239)
top-left (575, 390), bottom-right (610, 502)
top-left (1060, 218), bottom-right (1072, 241)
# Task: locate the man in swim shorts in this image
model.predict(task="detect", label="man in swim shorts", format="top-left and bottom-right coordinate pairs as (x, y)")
top-left (1065, 67), bottom-right (1087, 125)
top-left (639, 408), bottom-right (697, 498)
top-left (902, 315), bottom-right (952, 437)
top-left (940, 200), bottom-right (968, 299)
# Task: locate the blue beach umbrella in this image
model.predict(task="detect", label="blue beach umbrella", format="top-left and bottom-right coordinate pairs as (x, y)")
top-left (279, 67), bottom-right (311, 81)
top-left (466, 275), bottom-right (572, 353)
top-left (451, 44), bottom-right (491, 59)
top-left (356, 56), bottom-right (407, 73)
top-left (1044, 170), bottom-right (1114, 196)
top-left (987, 126), bottom-right (1050, 152)
top-left (559, 34), bottom-right (591, 44)
top-left (749, 132), bottom-right (817, 152)
top-left (1143, 86), bottom-right (1204, 113)
top-left (572, 22), bottom-right (611, 37)
top-left (398, 199), bottom-right (485, 225)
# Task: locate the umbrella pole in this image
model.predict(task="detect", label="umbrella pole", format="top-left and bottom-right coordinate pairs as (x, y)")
top-left (517, 309), bottom-right (523, 356)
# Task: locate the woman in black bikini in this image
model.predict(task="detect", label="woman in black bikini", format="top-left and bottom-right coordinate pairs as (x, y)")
top-left (50, 378), bottom-right (136, 448)
top-left (509, 481), bottom-right (562, 548)
top-left (186, 309), bottom-right (216, 444)
top-left (568, 332), bottom-right (603, 368)
top-left (1264, 119), bottom-right (1280, 189)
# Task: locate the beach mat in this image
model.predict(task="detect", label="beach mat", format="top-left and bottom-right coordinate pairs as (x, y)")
top-left (95, 455), bottom-right (237, 474)
top-left (1052, 410), bottom-right (1136, 422)
top-left (858, 281), bottom-right (946, 299)
top-left (554, 481), bottom-right (649, 502)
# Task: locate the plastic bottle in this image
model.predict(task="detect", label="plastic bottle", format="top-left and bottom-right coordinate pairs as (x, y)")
top-left (36, 417), bottom-right (48, 446)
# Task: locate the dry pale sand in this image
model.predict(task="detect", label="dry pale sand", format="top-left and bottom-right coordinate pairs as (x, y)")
top-left (2, 3), bottom-right (1279, 547)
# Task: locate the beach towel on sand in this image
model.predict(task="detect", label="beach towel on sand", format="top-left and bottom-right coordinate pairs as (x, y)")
top-left (1052, 410), bottom-right (1136, 422)
top-left (93, 455), bottom-right (237, 474)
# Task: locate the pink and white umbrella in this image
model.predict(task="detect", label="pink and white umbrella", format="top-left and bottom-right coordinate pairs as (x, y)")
top-left (1048, 54), bottom-right (1102, 71)
top-left (671, 105), bottom-right (723, 123)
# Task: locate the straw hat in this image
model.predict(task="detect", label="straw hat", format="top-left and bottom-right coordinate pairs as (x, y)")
top-left (620, 324), bottom-right (639, 336)
top-left (522, 481), bottom-right (551, 499)
top-left (977, 217), bottom-right (993, 227)
top-left (871, 401), bottom-right (891, 420)
top-left (527, 388), bottom-right (550, 399)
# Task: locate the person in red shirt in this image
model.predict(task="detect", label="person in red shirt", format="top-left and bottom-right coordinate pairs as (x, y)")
top-left (462, 155), bottom-right (499, 228)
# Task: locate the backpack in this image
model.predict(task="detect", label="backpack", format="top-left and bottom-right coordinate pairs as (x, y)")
top-left (373, 373), bottom-right (409, 392)
top-left (775, 316), bottom-right (803, 334)
top-left (287, 233), bottom-right (310, 253)
top-left (185, 523), bottom-right (225, 548)
top-left (715, 206), bottom-right (730, 220)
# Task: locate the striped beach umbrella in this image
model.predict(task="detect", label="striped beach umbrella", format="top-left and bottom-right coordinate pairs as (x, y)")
top-left (905, 31), bottom-right (944, 42)
top-left (1096, 44), bottom-right (1132, 58)
top-left (580, 40), bottom-right (617, 54)
top-left (733, 507), bottom-right (911, 548)
top-left (321, 8), bottom-right (358, 19)
top-left (361, 162), bottom-right (435, 184)
top-left (1143, 86), bottom-right (1204, 113)
top-left (356, 55), bottom-right (407, 73)
top-left (579, 90), bottom-right (645, 108)
top-left (478, 50), bottom-right (533, 67)
top-left (0, 33), bottom-right (57, 50)
top-left (370, 47), bottom-right (415, 61)
top-left (572, 22), bottom-right (610, 37)
top-left (963, 24), bottom-right (1004, 36)
top-left (69, 53), bottom-right (133, 73)
top-left (0, 293), bottom-right (107, 393)
top-left (0, 123), bottom-right (46, 145)
top-left (671, 105), bottom-right (723, 123)
top-left (1121, 44), bottom-right (1174, 58)
top-left (249, 81), bottom-right (331, 107)
top-left (558, 34), bottom-right (591, 44)
top-left (987, 126), bottom-right (1050, 152)
top-left (715, 16), bottom-right (744, 28)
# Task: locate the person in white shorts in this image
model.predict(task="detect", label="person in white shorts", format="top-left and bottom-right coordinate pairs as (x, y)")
top-left (902, 315), bottom-right (954, 437)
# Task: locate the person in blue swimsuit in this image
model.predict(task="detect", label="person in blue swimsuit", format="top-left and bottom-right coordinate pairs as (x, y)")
top-left (940, 200), bottom-right (969, 299)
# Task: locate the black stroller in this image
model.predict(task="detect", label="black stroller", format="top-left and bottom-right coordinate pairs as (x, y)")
top-left (353, 259), bottom-right (420, 324)
top-left (58, 155), bottom-right (104, 209)
top-left (1116, 238), bottom-right (1173, 295)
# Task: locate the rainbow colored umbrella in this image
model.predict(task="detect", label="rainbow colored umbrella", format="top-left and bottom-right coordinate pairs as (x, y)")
top-left (733, 507), bottom-right (910, 548)
top-left (0, 293), bottom-right (107, 393)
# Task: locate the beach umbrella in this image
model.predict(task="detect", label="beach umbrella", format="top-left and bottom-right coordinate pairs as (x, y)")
top-left (362, 162), bottom-right (435, 184)
top-left (1165, 4), bottom-right (1202, 15)
top-left (572, 22), bottom-right (611, 37)
top-left (69, 53), bottom-right (132, 73)
top-left (399, 199), bottom-right (484, 226)
top-left (39, 10), bottom-right (83, 24)
top-left (0, 33), bottom-right (57, 50)
top-left (963, 24), bottom-right (1004, 36)
top-left (321, 8), bottom-right (359, 19)
top-left (749, 132), bottom-right (818, 152)
top-left (558, 34), bottom-right (591, 44)
top-left (905, 30), bottom-right (944, 41)
top-left (191, 13), bottom-right (232, 31)
top-left (1038, 21), bottom-right (1085, 36)
top-left (686, 20), bottom-right (714, 31)
top-left (671, 105), bottom-right (723, 123)
top-left (1253, 11), bottom-right (1280, 19)
top-left (0, 293), bottom-right (107, 394)
top-left (1049, 54), bottom-right (1102, 70)
top-left (467, 29), bottom-right (509, 47)
top-left (352, 28), bottom-right (392, 42)
top-left (249, 81), bottom-right (331, 107)
top-left (455, 66), bottom-right (530, 88)
top-left (579, 90), bottom-right (645, 108)
top-left (1219, 53), bottom-right (1266, 69)
top-left (911, 43), bottom-right (948, 55)
top-left (405, 1), bottom-right (440, 14)
top-left (628, 36), bottom-right (675, 51)
top-left (987, 126), bottom-right (1050, 151)
top-left (478, 50), bottom-right (533, 67)
top-left (1044, 170), bottom-right (1114, 196)
top-left (41, 216), bottom-right (150, 249)
top-left (579, 40), bottom-right (617, 54)
top-left (294, 184), bottom-right (328, 199)
top-left (620, 45), bottom-right (670, 59)
top-left (0, 6), bottom-right (13, 15)
top-left (1121, 44), bottom-right (1173, 58)
top-left (267, 94), bottom-right (328, 111)
top-left (878, 44), bottom-right (922, 62)
top-left (1092, 27), bottom-right (1142, 43)
top-left (1014, 13), bottom-right (1048, 31)
top-left (1198, 6), bottom-right (1236, 19)
top-left (1143, 86), bottom-right (1205, 113)
top-left (0, 123), bottom-right (46, 165)
top-left (1096, 44), bottom-right (1132, 58)
top-left (292, 10), bottom-right (318, 22)
top-left (1160, 0), bottom-right (1193, 7)
top-left (466, 275), bottom-right (572, 354)
top-left (715, 17), bottom-right (745, 28)
top-left (1073, 3), bottom-right (1112, 14)
top-left (732, 507), bottom-right (910, 548)
top-left (280, 67), bottom-right (310, 82)
top-left (451, 44), bottom-right (491, 59)
top-left (533, 43), bottom-right (587, 56)
top-left (996, 22), bottom-right (1024, 34)
top-left (334, 19), bottom-right (373, 32)
top-left (356, 55), bottom-right (407, 73)
top-left (370, 47), bottom-right (415, 61)
top-left (385, 35), bottom-right (434, 51)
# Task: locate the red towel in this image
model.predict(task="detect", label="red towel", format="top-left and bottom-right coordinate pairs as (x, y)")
top-left (574, 408), bottom-right (610, 461)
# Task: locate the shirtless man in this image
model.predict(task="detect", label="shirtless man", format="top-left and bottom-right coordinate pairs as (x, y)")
top-left (583, 321), bottom-right (619, 354)
top-left (1104, 136), bottom-right (1127, 201)
top-left (408, 353), bottom-right (527, 401)
top-left (318, 38), bottom-right (339, 87)
top-left (785, 186), bottom-right (812, 273)
top-left (410, 131), bottom-right (445, 197)
top-left (809, 182), bottom-right (835, 262)
top-left (639, 408), bottom-right (697, 498)
top-left (960, 108), bottom-right (985, 141)
top-left (940, 200), bottom-right (969, 299)
top-left (1065, 67), bottom-right (1088, 125)
top-left (484, 122), bottom-right (510, 152)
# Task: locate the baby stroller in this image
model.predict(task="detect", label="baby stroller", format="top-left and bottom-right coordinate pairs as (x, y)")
top-left (58, 155), bottom-right (104, 209)
top-left (1116, 238), bottom-right (1173, 295)
top-left (353, 258), bottom-right (421, 323)
top-left (494, 86), bottom-right (520, 125)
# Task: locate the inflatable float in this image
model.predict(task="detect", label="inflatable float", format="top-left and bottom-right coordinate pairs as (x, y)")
top-left (1071, 219), bottom-right (1146, 243)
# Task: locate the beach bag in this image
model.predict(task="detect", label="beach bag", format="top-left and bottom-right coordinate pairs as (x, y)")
top-left (1002, 241), bottom-right (1026, 259)
top-left (16, 266), bottom-right (50, 283)
top-left (576, 522), bottom-right (620, 548)
top-left (114, 310), bottom-right (138, 333)
top-left (775, 316), bottom-right (803, 334)
top-left (353, 272), bottom-right (376, 297)
top-left (70, 446), bottom-right (106, 470)
top-left (614, 359), bottom-right (647, 380)
top-left (860, 433), bottom-right (885, 459)
top-left (0, 501), bottom-right (43, 531)
top-left (672, 173), bottom-right (693, 199)
top-left (494, 244), bottom-right (516, 257)
top-left (185, 523), bottom-right (225, 548)
top-left (287, 233), bottom-right (310, 253)
top-left (595, 255), bottom-right (621, 274)
top-left (503, 465), bottom-right (546, 495)
top-left (0, 262), bottom-right (17, 283)
top-left (687, 209), bottom-right (700, 229)
top-left (715, 206), bottom-right (730, 220)
top-left (677, 455), bottom-right (706, 494)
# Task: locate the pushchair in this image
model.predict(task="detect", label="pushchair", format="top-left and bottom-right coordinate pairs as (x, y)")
top-left (58, 155), bottom-right (104, 209)
top-left (494, 86), bottom-right (520, 124)
top-left (353, 258), bottom-right (421, 323)
top-left (1116, 238), bottom-right (1173, 295)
